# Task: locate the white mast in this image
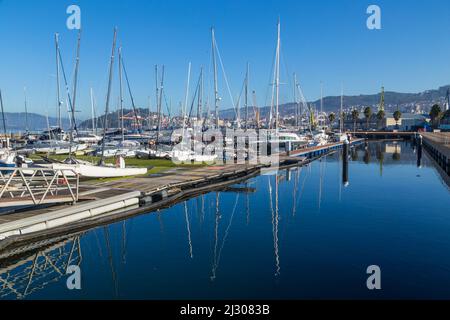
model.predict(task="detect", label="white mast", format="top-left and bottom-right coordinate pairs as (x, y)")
top-left (244, 63), bottom-right (249, 131)
top-left (99, 27), bottom-right (118, 165)
top-left (182, 62), bottom-right (191, 138)
top-left (24, 86), bottom-right (29, 133)
top-left (118, 46), bottom-right (124, 142)
top-left (211, 28), bottom-right (220, 129)
top-left (90, 87), bottom-right (96, 133)
top-left (55, 33), bottom-right (62, 130)
top-left (275, 19), bottom-right (281, 133)
top-left (147, 96), bottom-right (151, 129)
top-left (320, 81), bottom-right (323, 127)
top-left (293, 73), bottom-right (298, 129)
top-left (197, 67), bottom-right (203, 123)
top-left (340, 83), bottom-right (344, 133)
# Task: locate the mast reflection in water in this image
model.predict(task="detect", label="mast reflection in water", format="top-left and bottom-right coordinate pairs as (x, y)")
top-left (0, 140), bottom-right (449, 300)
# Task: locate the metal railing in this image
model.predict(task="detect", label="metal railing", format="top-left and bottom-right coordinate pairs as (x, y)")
top-left (0, 167), bottom-right (79, 207)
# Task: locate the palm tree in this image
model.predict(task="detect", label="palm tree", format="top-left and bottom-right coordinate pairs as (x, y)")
top-left (364, 106), bottom-right (372, 130)
top-left (340, 112), bottom-right (346, 131)
top-left (376, 110), bottom-right (385, 130)
top-left (393, 110), bottom-right (402, 129)
top-left (444, 109), bottom-right (450, 120)
top-left (351, 109), bottom-right (359, 132)
top-left (429, 104), bottom-right (442, 128)
top-left (328, 112), bottom-right (336, 126)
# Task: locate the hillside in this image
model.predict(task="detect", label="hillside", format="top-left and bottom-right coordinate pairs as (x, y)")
top-left (0, 112), bottom-right (71, 132)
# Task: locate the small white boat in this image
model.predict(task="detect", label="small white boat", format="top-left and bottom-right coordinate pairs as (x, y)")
top-left (93, 140), bottom-right (140, 158)
top-left (43, 157), bottom-right (147, 178)
top-left (74, 132), bottom-right (102, 144)
top-left (0, 150), bottom-right (16, 169)
top-left (53, 144), bottom-right (88, 155)
top-left (309, 130), bottom-right (329, 146)
top-left (0, 150), bottom-right (34, 175)
top-left (25, 140), bottom-right (88, 154)
top-left (136, 149), bottom-right (172, 160)
top-left (171, 149), bottom-right (217, 163)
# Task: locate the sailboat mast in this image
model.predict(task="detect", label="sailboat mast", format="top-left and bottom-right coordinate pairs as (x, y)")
top-left (340, 84), bottom-right (344, 133)
top-left (275, 19), bottom-right (281, 132)
top-left (293, 73), bottom-right (298, 129)
top-left (118, 47), bottom-right (124, 142)
top-left (158, 65), bottom-right (165, 133)
top-left (24, 87), bottom-right (29, 133)
top-left (320, 81), bottom-right (323, 127)
top-left (147, 96), bottom-right (151, 129)
top-left (197, 67), bottom-right (203, 122)
top-left (100, 28), bottom-right (118, 164)
top-left (71, 29), bottom-right (81, 136)
top-left (55, 33), bottom-right (62, 130)
top-left (244, 63), bottom-right (249, 130)
top-left (155, 65), bottom-right (165, 150)
top-left (211, 28), bottom-right (219, 129)
top-left (182, 62), bottom-right (191, 136)
top-left (252, 90), bottom-right (259, 129)
top-left (0, 90), bottom-right (7, 139)
top-left (90, 87), bottom-right (96, 134)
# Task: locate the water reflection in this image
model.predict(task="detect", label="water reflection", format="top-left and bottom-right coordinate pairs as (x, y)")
top-left (0, 140), bottom-right (449, 299)
top-left (0, 236), bottom-right (82, 299)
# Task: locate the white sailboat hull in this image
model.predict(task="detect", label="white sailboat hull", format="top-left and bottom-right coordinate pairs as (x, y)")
top-left (43, 163), bottom-right (147, 178)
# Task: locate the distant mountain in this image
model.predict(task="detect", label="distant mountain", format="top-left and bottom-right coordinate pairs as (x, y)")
top-left (1, 112), bottom-right (71, 132)
top-left (78, 108), bottom-right (158, 130)
top-left (15, 85), bottom-right (450, 130)
top-left (218, 85), bottom-right (450, 119)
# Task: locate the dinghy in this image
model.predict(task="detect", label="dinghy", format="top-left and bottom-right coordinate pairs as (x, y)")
top-left (41, 157), bottom-right (147, 178)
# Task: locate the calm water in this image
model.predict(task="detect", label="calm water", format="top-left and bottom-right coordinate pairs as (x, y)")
top-left (1, 141), bottom-right (450, 300)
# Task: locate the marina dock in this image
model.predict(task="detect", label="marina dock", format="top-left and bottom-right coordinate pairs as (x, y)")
top-left (421, 132), bottom-right (450, 180)
top-left (0, 139), bottom-right (364, 251)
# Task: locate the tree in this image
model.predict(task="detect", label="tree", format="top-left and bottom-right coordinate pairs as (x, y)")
top-left (430, 104), bottom-right (442, 127)
top-left (364, 106), bottom-right (372, 130)
top-left (376, 110), bottom-right (385, 130)
top-left (393, 110), bottom-right (402, 129)
top-left (328, 112), bottom-right (336, 126)
top-left (444, 109), bottom-right (450, 120)
top-left (351, 109), bottom-right (359, 132)
top-left (340, 112), bottom-right (346, 131)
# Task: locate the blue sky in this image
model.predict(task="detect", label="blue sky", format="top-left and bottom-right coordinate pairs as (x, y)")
top-left (0, 0), bottom-right (450, 119)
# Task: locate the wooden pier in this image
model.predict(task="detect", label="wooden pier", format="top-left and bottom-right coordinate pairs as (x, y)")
top-left (0, 139), bottom-right (364, 251)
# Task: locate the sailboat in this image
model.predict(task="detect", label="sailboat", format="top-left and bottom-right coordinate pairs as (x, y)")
top-left (43, 29), bottom-right (147, 178)
top-left (171, 62), bottom-right (217, 163)
top-left (0, 90), bottom-right (34, 173)
top-left (337, 85), bottom-right (349, 143)
top-left (268, 20), bottom-right (306, 145)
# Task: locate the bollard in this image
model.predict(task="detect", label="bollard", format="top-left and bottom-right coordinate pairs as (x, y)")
top-left (343, 140), bottom-right (349, 186)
